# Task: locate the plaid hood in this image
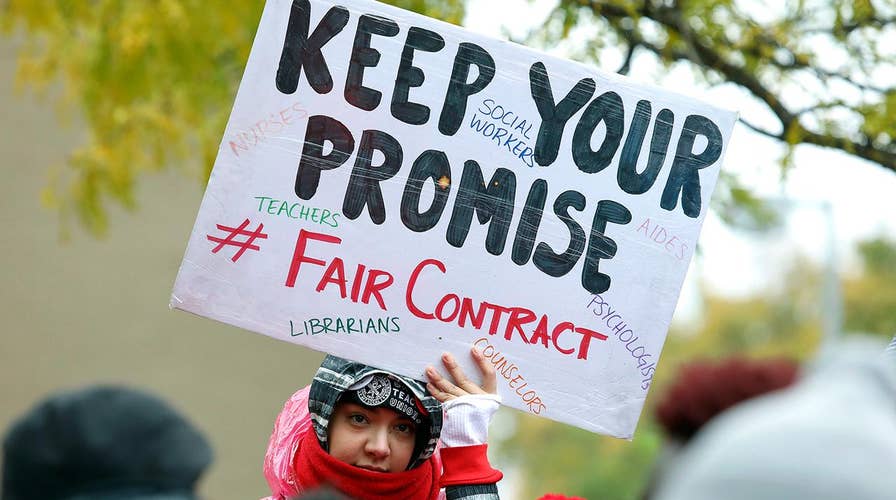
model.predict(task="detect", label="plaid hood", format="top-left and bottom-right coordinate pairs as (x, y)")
top-left (308, 355), bottom-right (443, 470)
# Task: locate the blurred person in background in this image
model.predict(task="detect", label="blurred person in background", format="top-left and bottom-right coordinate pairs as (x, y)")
top-left (640, 356), bottom-right (799, 499)
top-left (1, 385), bottom-right (213, 500)
top-left (652, 336), bottom-right (896, 500)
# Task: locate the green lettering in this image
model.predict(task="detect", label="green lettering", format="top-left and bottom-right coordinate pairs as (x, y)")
top-left (277, 201), bottom-right (291, 216)
top-left (255, 196), bottom-right (271, 211)
top-left (266, 198), bottom-right (280, 215)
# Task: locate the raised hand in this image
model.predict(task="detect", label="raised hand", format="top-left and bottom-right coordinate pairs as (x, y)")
top-left (425, 348), bottom-right (497, 402)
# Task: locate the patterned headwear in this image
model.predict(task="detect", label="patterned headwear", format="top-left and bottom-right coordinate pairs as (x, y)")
top-left (342, 373), bottom-right (428, 425)
top-left (308, 355), bottom-right (443, 470)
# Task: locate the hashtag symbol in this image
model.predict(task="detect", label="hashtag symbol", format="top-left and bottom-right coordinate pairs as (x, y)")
top-left (207, 218), bottom-right (268, 262)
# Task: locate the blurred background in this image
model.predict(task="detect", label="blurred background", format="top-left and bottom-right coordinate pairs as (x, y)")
top-left (2, 1), bottom-right (895, 499)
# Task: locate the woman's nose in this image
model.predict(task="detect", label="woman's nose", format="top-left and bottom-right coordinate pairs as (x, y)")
top-left (364, 428), bottom-right (391, 458)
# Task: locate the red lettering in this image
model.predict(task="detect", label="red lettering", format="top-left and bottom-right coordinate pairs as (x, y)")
top-left (350, 263), bottom-right (366, 302)
top-left (285, 229), bottom-right (341, 287)
top-left (486, 304), bottom-right (511, 336)
top-left (361, 269), bottom-right (394, 311)
top-left (574, 326), bottom-right (608, 360)
top-left (405, 259), bottom-right (445, 319)
top-left (551, 322), bottom-right (576, 355)
top-left (504, 307), bottom-right (536, 343)
top-left (527, 396), bottom-right (544, 412)
top-left (459, 297), bottom-right (488, 329)
top-left (315, 257), bottom-right (347, 297)
top-left (528, 315), bottom-right (550, 348)
top-left (475, 337), bottom-right (546, 415)
top-left (504, 365), bottom-right (518, 379)
top-left (528, 400), bottom-right (546, 414)
top-left (404, 261), bottom-right (606, 361)
top-left (435, 294), bottom-right (461, 322)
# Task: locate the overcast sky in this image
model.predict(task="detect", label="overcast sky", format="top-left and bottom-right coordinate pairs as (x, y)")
top-left (463, 0), bottom-right (896, 309)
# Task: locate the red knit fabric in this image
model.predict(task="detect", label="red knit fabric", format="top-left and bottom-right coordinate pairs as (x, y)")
top-left (438, 444), bottom-right (503, 487)
top-left (655, 357), bottom-right (799, 442)
top-left (292, 427), bottom-right (440, 500)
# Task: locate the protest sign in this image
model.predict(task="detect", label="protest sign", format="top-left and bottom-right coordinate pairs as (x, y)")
top-left (171, 0), bottom-right (737, 438)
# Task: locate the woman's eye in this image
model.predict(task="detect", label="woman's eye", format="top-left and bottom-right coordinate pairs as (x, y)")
top-left (349, 414), bottom-right (368, 425)
top-left (394, 423), bottom-right (415, 435)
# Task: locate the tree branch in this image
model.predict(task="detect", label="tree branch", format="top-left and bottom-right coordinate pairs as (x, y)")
top-left (738, 118), bottom-right (782, 141)
top-left (616, 41), bottom-right (636, 75)
top-left (572, 0), bottom-right (896, 174)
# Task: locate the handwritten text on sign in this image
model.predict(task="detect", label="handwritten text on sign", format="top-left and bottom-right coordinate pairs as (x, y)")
top-left (171, 0), bottom-right (737, 438)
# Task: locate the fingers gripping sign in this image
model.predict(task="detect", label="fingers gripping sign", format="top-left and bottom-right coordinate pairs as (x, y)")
top-left (425, 348), bottom-right (497, 402)
top-left (424, 347), bottom-right (504, 486)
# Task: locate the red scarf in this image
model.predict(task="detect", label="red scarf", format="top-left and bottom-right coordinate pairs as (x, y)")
top-left (292, 427), bottom-right (441, 500)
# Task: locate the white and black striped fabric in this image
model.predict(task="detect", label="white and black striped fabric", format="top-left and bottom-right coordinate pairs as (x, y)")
top-left (308, 355), bottom-right (444, 470)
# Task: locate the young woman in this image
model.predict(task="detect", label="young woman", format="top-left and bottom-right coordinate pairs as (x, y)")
top-left (263, 348), bottom-right (502, 500)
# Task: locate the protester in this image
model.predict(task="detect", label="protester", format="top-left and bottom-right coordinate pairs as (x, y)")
top-left (640, 356), bottom-right (799, 499)
top-left (1, 385), bottom-right (212, 500)
top-left (654, 356), bottom-right (799, 443)
top-left (263, 348), bottom-right (502, 500)
top-left (652, 336), bottom-right (896, 500)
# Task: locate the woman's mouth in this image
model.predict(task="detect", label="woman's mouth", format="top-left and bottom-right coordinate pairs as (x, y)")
top-left (357, 464), bottom-right (388, 473)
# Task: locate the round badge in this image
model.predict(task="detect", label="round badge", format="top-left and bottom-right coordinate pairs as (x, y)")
top-left (357, 375), bottom-right (392, 406)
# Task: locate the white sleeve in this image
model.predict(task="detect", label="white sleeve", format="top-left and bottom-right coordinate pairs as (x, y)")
top-left (438, 393), bottom-right (501, 447)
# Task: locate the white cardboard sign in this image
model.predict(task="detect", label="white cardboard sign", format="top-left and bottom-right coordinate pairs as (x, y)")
top-left (171, 0), bottom-right (737, 438)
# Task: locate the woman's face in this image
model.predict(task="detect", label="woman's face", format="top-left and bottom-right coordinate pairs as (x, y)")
top-left (327, 401), bottom-right (418, 473)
